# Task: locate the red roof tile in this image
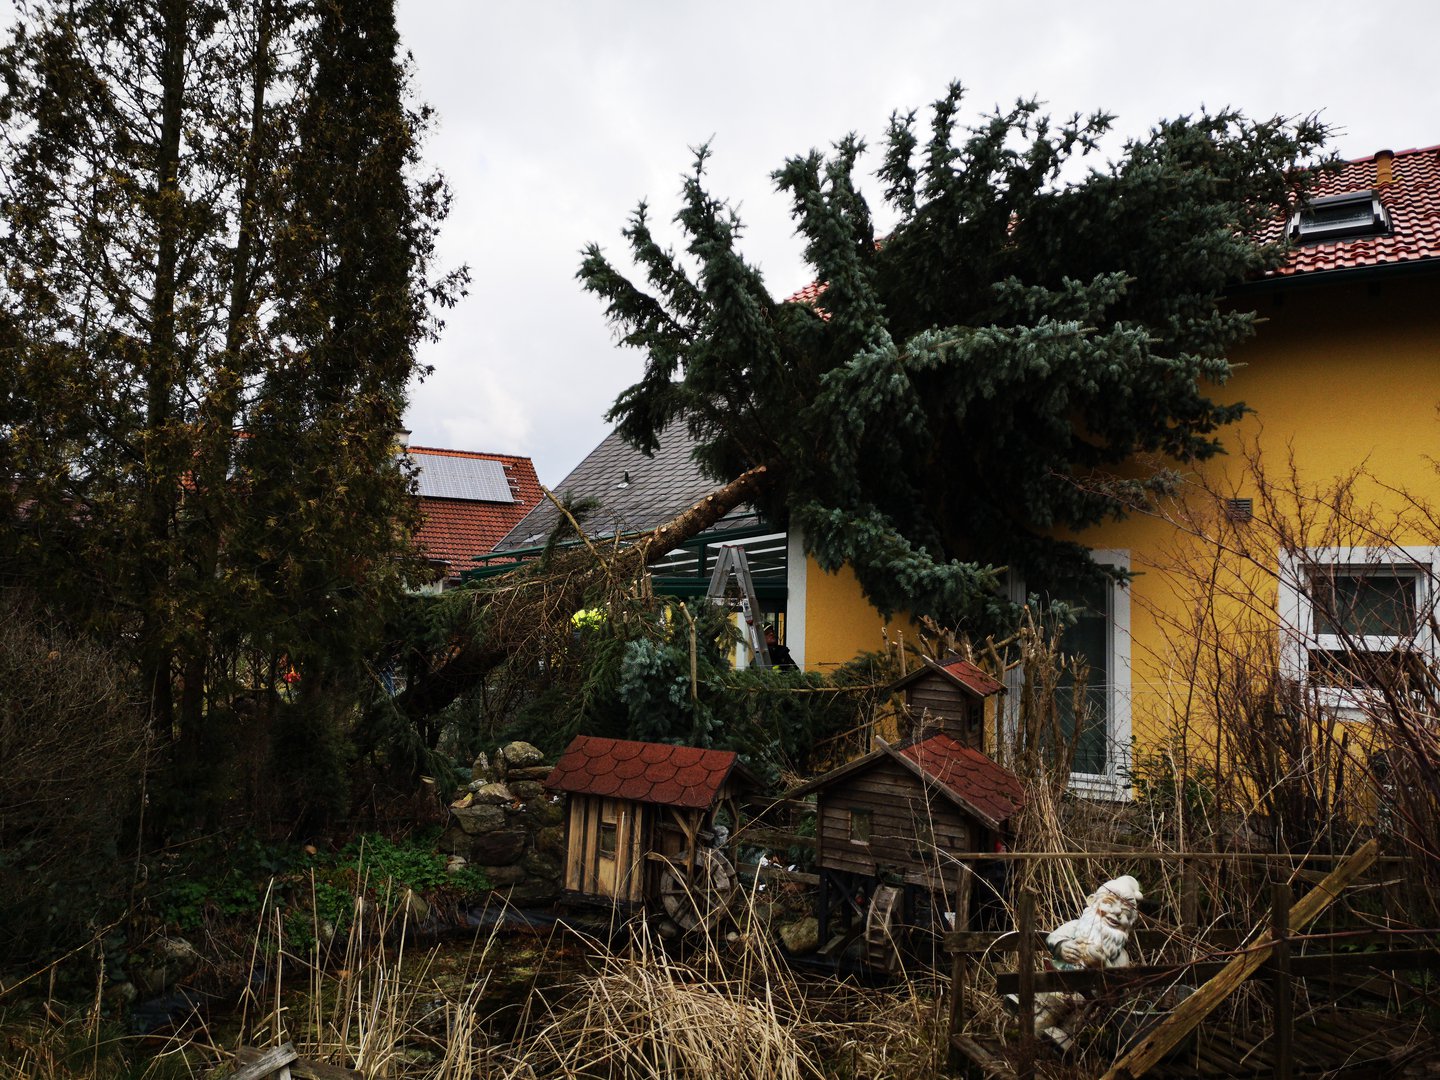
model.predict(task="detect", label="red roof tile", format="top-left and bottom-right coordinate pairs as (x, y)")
top-left (938, 658), bottom-right (1005, 696)
top-left (409, 446), bottom-right (542, 579)
top-left (1266, 145), bottom-right (1440, 279)
top-left (545, 736), bottom-right (747, 810)
top-left (887, 655), bottom-right (1006, 699)
top-left (897, 733), bottom-right (1024, 829)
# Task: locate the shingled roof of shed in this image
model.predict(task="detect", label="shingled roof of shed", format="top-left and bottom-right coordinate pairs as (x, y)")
top-left (895, 732), bottom-right (1024, 831)
top-left (544, 735), bottom-right (755, 810)
top-left (787, 733), bottom-right (1023, 831)
top-left (887, 655), bottom-right (1005, 698)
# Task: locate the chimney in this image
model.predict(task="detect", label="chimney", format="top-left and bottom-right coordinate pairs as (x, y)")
top-left (1375, 148), bottom-right (1395, 186)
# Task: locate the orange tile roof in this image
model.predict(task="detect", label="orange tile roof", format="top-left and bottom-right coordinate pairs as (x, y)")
top-left (545, 735), bottom-right (749, 809)
top-left (408, 446), bottom-right (542, 579)
top-left (1266, 145), bottom-right (1440, 278)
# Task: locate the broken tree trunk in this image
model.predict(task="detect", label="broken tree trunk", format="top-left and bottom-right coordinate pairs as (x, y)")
top-left (389, 464), bottom-right (770, 725)
top-left (1100, 837), bottom-right (1379, 1080)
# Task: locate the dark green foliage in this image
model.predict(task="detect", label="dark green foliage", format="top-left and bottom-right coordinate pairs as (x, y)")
top-left (582, 86), bottom-right (1330, 631)
top-left (0, 0), bottom-right (463, 830)
top-left (493, 595), bottom-right (887, 784)
top-left (154, 830), bottom-right (489, 938)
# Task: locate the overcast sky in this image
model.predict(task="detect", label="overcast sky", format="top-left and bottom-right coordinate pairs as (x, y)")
top-left (396, 1), bottom-right (1440, 484)
top-left (4, 3), bottom-right (1435, 485)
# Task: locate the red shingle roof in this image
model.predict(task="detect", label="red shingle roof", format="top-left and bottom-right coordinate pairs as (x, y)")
top-left (938, 657), bottom-right (1005, 696)
top-left (888, 655), bottom-right (1006, 698)
top-left (409, 446), bottom-right (541, 578)
top-left (1268, 145), bottom-right (1440, 278)
top-left (896, 732), bottom-right (1025, 829)
top-left (545, 736), bottom-right (748, 809)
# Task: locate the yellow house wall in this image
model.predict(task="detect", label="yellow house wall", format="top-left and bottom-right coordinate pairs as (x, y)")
top-left (793, 273), bottom-right (1440, 770)
top-left (800, 558), bottom-right (921, 672)
top-left (1065, 273), bottom-right (1440, 762)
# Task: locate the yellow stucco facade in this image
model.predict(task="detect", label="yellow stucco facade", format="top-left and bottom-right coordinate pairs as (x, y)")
top-left (789, 270), bottom-right (1440, 795)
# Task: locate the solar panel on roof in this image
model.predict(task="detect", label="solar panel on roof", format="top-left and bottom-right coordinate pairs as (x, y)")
top-left (412, 454), bottom-right (514, 502)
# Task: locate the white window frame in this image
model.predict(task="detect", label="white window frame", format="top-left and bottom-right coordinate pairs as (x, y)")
top-left (1277, 546), bottom-right (1439, 716)
top-left (1006, 550), bottom-right (1133, 800)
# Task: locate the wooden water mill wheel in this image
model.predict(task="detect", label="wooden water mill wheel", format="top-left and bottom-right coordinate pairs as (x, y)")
top-left (864, 884), bottom-right (904, 972)
top-left (656, 848), bottom-right (737, 932)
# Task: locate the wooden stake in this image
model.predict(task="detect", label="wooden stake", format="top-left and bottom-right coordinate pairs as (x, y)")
top-left (1273, 881), bottom-right (1292, 1080)
top-left (1017, 890), bottom-right (1036, 1080)
top-left (1100, 838), bottom-right (1378, 1080)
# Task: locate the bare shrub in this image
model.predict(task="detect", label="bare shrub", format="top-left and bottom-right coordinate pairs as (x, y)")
top-left (0, 591), bottom-right (147, 966)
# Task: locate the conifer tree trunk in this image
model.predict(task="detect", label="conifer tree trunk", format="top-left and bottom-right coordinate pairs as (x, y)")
top-left (140, 0), bottom-right (189, 738)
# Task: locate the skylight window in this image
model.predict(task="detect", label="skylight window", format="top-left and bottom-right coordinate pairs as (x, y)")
top-left (1289, 190), bottom-right (1390, 244)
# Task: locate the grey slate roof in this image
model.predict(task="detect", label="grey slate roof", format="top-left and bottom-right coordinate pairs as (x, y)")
top-left (494, 420), bottom-right (763, 550)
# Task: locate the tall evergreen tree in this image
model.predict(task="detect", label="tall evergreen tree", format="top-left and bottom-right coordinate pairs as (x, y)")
top-left (0, 0), bottom-right (462, 821)
top-left (581, 88), bottom-right (1330, 631)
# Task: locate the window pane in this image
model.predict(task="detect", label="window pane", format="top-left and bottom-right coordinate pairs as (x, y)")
top-left (1309, 648), bottom-right (1423, 690)
top-left (849, 809), bottom-right (871, 844)
top-left (1055, 577), bottom-right (1110, 775)
top-left (1313, 572), bottom-right (1417, 637)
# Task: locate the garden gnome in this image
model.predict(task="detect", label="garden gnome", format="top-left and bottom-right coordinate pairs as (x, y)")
top-left (1032, 875), bottom-right (1143, 1050)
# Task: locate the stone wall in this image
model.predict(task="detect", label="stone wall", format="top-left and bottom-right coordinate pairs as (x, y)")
top-left (437, 741), bottom-right (566, 906)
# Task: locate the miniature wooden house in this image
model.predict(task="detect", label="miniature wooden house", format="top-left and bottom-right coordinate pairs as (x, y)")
top-left (885, 655), bottom-right (1005, 749)
top-left (544, 735), bottom-right (758, 928)
top-left (787, 733), bottom-right (1023, 967)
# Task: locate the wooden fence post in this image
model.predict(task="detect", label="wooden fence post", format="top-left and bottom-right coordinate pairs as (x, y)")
top-left (1017, 889), bottom-right (1036, 1080)
top-left (1272, 881), bottom-right (1292, 1080)
top-left (1100, 838), bottom-right (1378, 1080)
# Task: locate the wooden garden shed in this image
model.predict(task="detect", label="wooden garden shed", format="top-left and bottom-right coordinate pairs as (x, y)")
top-left (787, 732), bottom-right (1023, 968)
top-left (545, 735), bottom-right (758, 928)
top-left (885, 655), bottom-right (1005, 749)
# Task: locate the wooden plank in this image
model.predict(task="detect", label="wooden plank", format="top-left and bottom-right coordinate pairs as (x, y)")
top-left (946, 928), bottom-right (1250, 954)
top-left (290, 1061), bottom-right (363, 1080)
top-left (1100, 838), bottom-right (1379, 1080)
top-left (228, 1044), bottom-right (298, 1080)
top-left (888, 849), bottom-right (1410, 863)
top-left (950, 1034), bottom-right (1017, 1079)
top-left (996, 961), bottom-right (1233, 995)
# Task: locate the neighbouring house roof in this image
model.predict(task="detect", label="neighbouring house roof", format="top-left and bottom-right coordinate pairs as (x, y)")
top-left (787, 733), bottom-right (1024, 831)
top-left (407, 446), bottom-right (542, 578)
top-left (1263, 145), bottom-right (1440, 279)
top-left (886, 655), bottom-right (1006, 699)
top-left (544, 735), bottom-right (757, 810)
top-left (494, 419), bottom-right (762, 552)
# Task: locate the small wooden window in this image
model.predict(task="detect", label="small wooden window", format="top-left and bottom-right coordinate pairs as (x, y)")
top-left (849, 809), bottom-right (872, 844)
top-left (598, 821), bottom-right (617, 857)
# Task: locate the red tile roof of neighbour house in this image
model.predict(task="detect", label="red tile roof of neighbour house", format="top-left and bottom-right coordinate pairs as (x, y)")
top-left (896, 732), bottom-right (1025, 830)
top-left (545, 735), bottom-right (755, 809)
top-left (1266, 145), bottom-right (1440, 278)
top-left (408, 446), bottom-right (542, 578)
